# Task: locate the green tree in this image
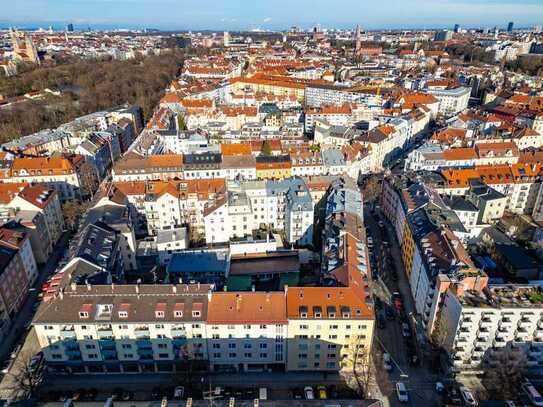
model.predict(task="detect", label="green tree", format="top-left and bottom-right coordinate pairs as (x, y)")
top-left (260, 140), bottom-right (272, 156)
top-left (177, 114), bottom-right (187, 131)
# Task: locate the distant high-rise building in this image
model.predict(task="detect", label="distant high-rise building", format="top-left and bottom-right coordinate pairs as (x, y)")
top-left (507, 21), bottom-right (514, 32)
top-left (434, 30), bottom-right (453, 42)
top-left (533, 25), bottom-right (543, 34)
top-left (453, 24), bottom-right (460, 33)
top-left (66, 23), bottom-right (74, 32)
top-left (223, 31), bottom-right (230, 46)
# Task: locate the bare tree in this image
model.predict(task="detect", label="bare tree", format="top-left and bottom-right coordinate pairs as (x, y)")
top-left (6, 351), bottom-right (43, 400)
top-left (340, 335), bottom-right (373, 398)
top-left (481, 347), bottom-right (527, 400)
top-left (362, 176), bottom-right (381, 202)
top-left (62, 200), bottom-right (90, 230)
top-left (430, 310), bottom-right (448, 349)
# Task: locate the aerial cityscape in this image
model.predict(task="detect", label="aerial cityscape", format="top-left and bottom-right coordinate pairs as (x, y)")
top-left (0, 1), bottom-right (543, 406)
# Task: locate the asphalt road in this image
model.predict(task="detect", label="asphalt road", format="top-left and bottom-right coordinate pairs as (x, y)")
top-left (364, 203), bottom-right (443, 407)
top-left (0, 232), bottom-right (71, 399)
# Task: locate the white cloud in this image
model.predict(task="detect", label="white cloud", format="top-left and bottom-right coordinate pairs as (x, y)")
top-left (263, 17), bottom-right (272, 23)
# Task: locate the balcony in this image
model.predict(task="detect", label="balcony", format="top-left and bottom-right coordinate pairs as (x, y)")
top-left (136, 339), bottom-right (152, 349)
top-left (102, 349), bottom-right (118, 361)
top-left (66, 349), bottom-right (81, 357)
top-left (518, 320), bottom-right (534, 329)
top-left (138, 350), bottom-right (154, 360)
top-left (60, 330), bottom-right (76, 340)
top-left (135, 328), bottom-right (150, 339)
top-left (99, 339), bottom-right (116, 350)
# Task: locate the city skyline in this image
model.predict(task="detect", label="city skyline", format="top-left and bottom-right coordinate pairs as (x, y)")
top-left (2, 0), bottom-right (543, 31)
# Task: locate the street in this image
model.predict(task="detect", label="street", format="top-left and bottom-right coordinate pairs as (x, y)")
top-left (0, 232), bottom-right (71, 398)
top-left (364, 202), bottom-right (442, 407)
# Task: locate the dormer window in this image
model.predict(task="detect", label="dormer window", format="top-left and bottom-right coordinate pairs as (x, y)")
top-left (118, 303), bottom-right (130, 318)
top-left (192, 302), bottom-right (203, 318)
top-left (299, 306), bottom-right (308, 319)
top-left (155, 302), bottom-right (166, 318)
top-left (173, 302), bottom-right (185, 318)
top-left (313, 306), bottom-right (322, 319)
top-left (79, 303), bottom-right (93, 319)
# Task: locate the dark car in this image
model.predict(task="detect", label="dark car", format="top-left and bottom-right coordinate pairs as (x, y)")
top-left (374, 296), bottom-right (382, 309)
top-left (385, 306), bottom-right (395, 320)
top-left (447, 388), bottom-right (462, 405)
top-left (377, 314), bottom-right (386, 329)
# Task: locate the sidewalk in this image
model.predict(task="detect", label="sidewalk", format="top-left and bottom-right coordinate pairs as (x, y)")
top-left (0, 232), bottom-right (71, 362)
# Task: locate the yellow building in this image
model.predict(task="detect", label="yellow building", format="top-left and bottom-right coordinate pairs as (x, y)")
top-left (401, 219), bottom-right (416, 278)
top-left (255, 157), bottom-right (292, 180)
top-left (286, 287), bottom-right (374, 372)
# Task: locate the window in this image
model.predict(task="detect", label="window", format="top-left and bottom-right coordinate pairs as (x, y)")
top-left (212, 344), bottom-right (221, 349)
top-left (118, 311), bottom-right (128, 318)
top-left (155, 311), bottom-right (165, 318)
top-left (157, 343), bottom-right (167, 349)
top-left (155, 324), bottom-right (165, 329)
top-left (244, 353), bottom-right (252, 358)
top-left (174, 311), bottom-right (183, 318)
top-left (79, 311), bottom-right (89, 319)
top-left (259, 343), bottom-right (267, 349)
top-left (192, 311), bottom-right (201, 318)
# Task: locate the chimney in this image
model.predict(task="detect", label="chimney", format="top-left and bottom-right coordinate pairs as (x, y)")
top-left (251, 285), bottom-right (255, 292)
top-left (111, 283), bottom-right (115, 292)
top-left (284, 284), bottom-right (289, 294)
top-left (223, 285), bottom-right (228, 292)
top-left (86, 281), bottom-right (91, 291)
top-left (59, 289), bottom-right (64, 300)
top-left (71, 282), bottom-right (77, 292)
top-left (208, 289), bottom-right (212, 302)
top-left (172, 285), bottom-right (177, 293)
top-left (236, 294), bottom-right (242, 311)
top-left (135, 284), bottom-right (140, 294)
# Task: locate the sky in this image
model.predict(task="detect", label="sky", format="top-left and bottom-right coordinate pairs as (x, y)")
top-left (2, 0), bottom-right (543, 31)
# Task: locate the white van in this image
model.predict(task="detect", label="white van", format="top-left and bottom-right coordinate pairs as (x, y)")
top-left (259, 388), bottom-right (267, 400)
top-left (522, 381), bottom-right (543, 407)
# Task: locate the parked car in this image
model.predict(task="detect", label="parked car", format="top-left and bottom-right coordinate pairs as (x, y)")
top-left (435, 382), bottom-right (445, 394)
top-left (396, 382), bottom-right (409, 403)
top-left (174, 386), bottom-right (184, 400)
top-left (383, 353), bottom-right (393, 371)
top-left (522, 381), bottom-right (543, 407)
top-left (316, 385), bottom-right (327, 399)
top-left (385, 306), bottom-right (395, 320)
top-left (459, 386), bottom-right (477, 406)
top-left (10, 345), bottom-right (21, 359)
top-left (401, 323), bottom-right (411, 338)
top-left (304, 386), bottom-right (314, 400)
top-left (377, 314), bottom-right (386, 329)
top-left (447, 388), bottom-right (463, 405)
